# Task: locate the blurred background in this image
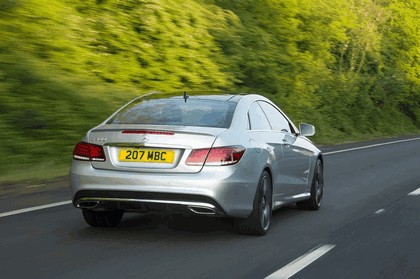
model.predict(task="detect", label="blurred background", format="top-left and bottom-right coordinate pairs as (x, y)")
top-left (0, 0), bottom-right (419, 183)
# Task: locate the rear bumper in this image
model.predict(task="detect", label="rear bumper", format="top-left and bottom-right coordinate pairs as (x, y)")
top-left (73, 190), bottom-right (226, 216)
top-left (70, 161), bottom-right (260, 218)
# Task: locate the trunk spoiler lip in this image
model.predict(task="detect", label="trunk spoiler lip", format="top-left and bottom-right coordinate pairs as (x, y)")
top-left (90, 125), bottom-right (227, 138)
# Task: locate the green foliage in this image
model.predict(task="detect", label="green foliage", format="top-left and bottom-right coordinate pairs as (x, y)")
top-left (0, 0), bottom-right (419, 182)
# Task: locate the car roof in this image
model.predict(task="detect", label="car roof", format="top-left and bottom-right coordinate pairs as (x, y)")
top-left (189, 94), bottom-right (243, 103)
top-left (136, 91), bottom-right (245, 103)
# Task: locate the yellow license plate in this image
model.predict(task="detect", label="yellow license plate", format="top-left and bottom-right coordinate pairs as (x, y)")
top-left (118, 149), bottom-right (175, 163)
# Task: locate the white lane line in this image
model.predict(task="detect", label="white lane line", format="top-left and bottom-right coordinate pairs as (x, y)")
top-left (375, 209), bottom-right (386, 215)
top-left (0, 200), bottom-right (72, 218)
top-left (323, 137), bottom-right (420, 155)
top-left (408, 187), bottom-right (420, 196)
top-left (265, 244), bottom-right (335, 279)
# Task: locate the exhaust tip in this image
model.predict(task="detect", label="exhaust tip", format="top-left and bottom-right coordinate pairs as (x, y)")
top-left (188, 206), bottom-right (217, 215)
top-left (76, 201), bottom-right (99, 209)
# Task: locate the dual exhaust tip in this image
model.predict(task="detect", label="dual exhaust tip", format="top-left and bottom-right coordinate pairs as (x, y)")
top-left (75, 200), bottom-right (218, 215)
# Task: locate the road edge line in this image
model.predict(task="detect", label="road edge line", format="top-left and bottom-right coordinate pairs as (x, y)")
top-left (0, 200), bottom-right (72, 218)
top-left (323, 137), bottom-right (420, 155)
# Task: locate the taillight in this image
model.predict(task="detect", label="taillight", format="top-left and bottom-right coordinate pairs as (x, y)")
top-left (73, 142), bottom-right (106, 162)
top-left (186, 146), bottom-right (245, 166)
top-left (185, 149), bottom-right (211, 166)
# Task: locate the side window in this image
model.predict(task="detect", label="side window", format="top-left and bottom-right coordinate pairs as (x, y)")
top-left (258, 101), bottom-right (291, 133)
top-left (248, 102), bottom-right (271, 130)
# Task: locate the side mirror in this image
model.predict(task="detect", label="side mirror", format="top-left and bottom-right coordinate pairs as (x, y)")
top-left (299, 123), bottom-right (315, 137)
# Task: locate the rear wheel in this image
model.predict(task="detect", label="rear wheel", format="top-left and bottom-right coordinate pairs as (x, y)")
top-left (235, 171), bottom-right (272, 236)
top-left (82, 209), bottom-right (124, 227)
top-left (297, 159), bottom-right (323, 210)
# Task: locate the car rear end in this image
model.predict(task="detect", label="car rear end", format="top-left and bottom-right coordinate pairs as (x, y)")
top-left (70, 93), bottom-right (257, 219)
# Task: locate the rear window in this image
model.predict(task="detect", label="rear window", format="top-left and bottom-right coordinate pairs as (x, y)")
top-left (107, 96), bottom-right (237, 128)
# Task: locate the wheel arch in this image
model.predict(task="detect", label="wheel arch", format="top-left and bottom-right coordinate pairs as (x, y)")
top-left (317, 154), bottom-right (324, 166)
top-left (262, 165), bottom-right (273, 190)
top-left (250, 165), bottom-right (273, 204)
top-left (262, 166), bottom-right (274, 204)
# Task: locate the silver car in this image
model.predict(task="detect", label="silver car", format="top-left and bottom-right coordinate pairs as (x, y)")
top-left (70, 92), bottom-right (323, 235)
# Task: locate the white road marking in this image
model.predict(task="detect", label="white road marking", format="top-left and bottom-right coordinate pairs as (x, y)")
top-left (323, 137), bottom-right (420, 155)
top-left (408, 187), bottom-right (420, 196)
top-left (265, 244), bottom-right (335, 279)
top-left (0, 200), bottom-right (72, 218)
top-left (374, 209), bottom-right (386, 215)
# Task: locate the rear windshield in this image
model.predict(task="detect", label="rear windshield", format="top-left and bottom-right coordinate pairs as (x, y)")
top-left (107, 96), bottom-right (237, 128)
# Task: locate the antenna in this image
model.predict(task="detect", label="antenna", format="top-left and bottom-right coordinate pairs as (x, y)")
top-left (183, 91), bottom-right (189, 103)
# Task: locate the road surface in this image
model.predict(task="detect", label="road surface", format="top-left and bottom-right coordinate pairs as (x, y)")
top-left (1, 137), bottom-right (420, 278)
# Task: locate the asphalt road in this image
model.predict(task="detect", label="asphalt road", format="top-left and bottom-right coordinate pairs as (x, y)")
top-left (1, 136), bottom-right (420, 279)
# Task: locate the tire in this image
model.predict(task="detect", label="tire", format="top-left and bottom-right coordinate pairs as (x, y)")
top-left (82, 209), bottom-right (124, 227)
top-left (235, 171), bottom-right (272, 236)
top-left (297, 159), bottom-right (323, 210)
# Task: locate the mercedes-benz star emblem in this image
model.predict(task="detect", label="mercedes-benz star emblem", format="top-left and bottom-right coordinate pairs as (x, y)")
top-left (140, 135), bottom-right (149, 142)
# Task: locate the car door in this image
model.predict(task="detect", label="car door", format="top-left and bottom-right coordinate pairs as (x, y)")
top-left (246, 101), bottom-right (292, 201)
top-left (258, 101), bottom-right (311, 199)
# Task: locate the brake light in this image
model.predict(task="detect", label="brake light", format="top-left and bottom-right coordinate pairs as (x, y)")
top-left (186, 146), bottom-right (245, 166)
top-left (122, 130), bottom-right (174, 135)
top-left (73, 142), bottom-right (106, 162)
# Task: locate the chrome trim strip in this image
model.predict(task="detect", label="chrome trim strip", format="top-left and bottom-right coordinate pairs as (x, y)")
top-left (284, 192), bottom-right (311, 201)
top-left (76, 197), bottom-right (222, 214)
top-left (273, 201), bottom-right (287, 210)
top-left (104, 143), bottom-right (146, 147)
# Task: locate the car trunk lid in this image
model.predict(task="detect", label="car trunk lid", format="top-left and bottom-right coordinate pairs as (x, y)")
top-left (89, 125), bottom-right (225, 173)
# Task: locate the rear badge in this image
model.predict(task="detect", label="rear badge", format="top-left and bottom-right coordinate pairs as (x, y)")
top-left (91, 137), bottom-right (107, 142)
top-left (139, 135), bottom-right (149, 143)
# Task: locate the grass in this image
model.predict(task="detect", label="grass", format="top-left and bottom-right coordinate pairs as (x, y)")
top-left (1, 0), bottom-right (419, 184)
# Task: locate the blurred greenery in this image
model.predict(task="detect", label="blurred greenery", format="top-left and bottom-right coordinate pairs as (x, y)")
top-left (0, 0), bottom-right (419, 182)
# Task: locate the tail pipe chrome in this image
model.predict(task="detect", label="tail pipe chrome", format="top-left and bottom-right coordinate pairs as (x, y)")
top-left (187, 205), bottom-right (218, 215)
top-left (76, 201), bottom-right (100, 209)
